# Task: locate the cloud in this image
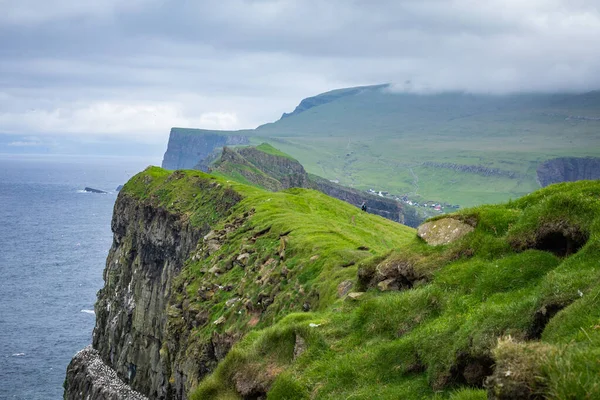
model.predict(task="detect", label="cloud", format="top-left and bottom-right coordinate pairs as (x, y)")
top-left (8, 140), bottom-right (42, 147)
top-left (0, 0), bottom-right (599, 144)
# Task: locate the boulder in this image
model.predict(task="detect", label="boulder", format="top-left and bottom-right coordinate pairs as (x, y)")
top-left (346, 292), bottom-right (365, 301)
top-left (377, 278), bottom-right (399, 292)
top-left (417, 218), bottom-right (474, 246)
top-left (337, 280), bottom-right (354, 297)
top-left (83, 187), bottom-right (108, 194)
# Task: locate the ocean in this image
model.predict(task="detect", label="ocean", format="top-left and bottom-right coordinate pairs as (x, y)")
top-left (0, 154), bottom-right (159, 400)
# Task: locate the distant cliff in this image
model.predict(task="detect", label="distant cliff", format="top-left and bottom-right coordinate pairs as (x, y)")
top-left (211, 144), bottom-right (413, 225)
top-left (278, 84), bottom-right (389, 119)
top-left (161, 128), bottom-right (249, 170)
top-left (160, 86), bottom-right (600, 207)
top-left (537, 157), bottom-right (600, 187)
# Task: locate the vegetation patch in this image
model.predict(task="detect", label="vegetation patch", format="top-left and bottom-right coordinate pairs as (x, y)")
top-left (125, 168), bottom-right (600, 399)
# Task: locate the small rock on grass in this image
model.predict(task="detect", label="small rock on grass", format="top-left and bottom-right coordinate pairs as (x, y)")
top-left (417, 218), bottom-right (474, 246)
top-left (346, 292), bottom-right (365, 300)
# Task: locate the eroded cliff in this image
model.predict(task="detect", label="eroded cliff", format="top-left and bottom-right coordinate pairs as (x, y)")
top-left (65, 169), bottom-right (600, 400)
top-left (161, 128), bottom-right (249, 170)
top-left (65, 169), bottom-right (243, 399)
top-left (211, 144), bottom-right (410, 225)
top-left (537, 156), bottom-right (600, 187)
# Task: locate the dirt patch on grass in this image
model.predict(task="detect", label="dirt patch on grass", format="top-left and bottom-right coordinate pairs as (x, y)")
top-left (485, 337), bottom-right (553, 400)
top-left (232, 363), bottom-right (284, 400)
top-left (450, 353), bottom-right (495, 388)
top-left (511, 221), bottom-right (589, 257)
top-left (526, 303), bottom-right (566, 340)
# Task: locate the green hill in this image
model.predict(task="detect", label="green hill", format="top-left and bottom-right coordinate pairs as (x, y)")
top-left (163, 86), bottom-right (600, 208)
top-left (121, 166), bottom-right (600, 399)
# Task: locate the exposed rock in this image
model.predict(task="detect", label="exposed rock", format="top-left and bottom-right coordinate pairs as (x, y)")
top-left (537, 157), bottom-right (600, 187)
top-left (310, 255), bottom-right (320, 262)
top-left (293, 334), bottom-right (307, 360)
top-left (417, 218), bottom-right (475, 246)
top-left (347, 292), bottom-right (365, 301)
top-left (226, 297), bottom-right (240, 307)
top-left (510, 221), bottom-right (589, 258)
top-left (423, 162), bottom-right (523, 179)
top-left (212, 331), bottom-right (241, 361)
top-left (65, 177), bottom-right (242, 400)
top-left (64, 346), bottom-right (148, 400)
top-left (236, 253), bottom-right (251, 266)
top-left (83, 187), bottom-right (108, 194)
top-left (213, 316), bottom-right (226, 325)
top-left (233, 370), bottom-right (269, 400)
top-left (485, 338), bottom-right (550, 400)
top-left (337, 280), bottom-right (353, 297)
top-left (161, 128), bottom-right (249, 170)
top-left (310, 174), bottom-right (406, 225)
top-left (526, 303), bottom-right (565, 340)
top-left (208, 265), bottom-right (222, 275)
top-left (359, 257), bottom-right (424, 292)
top-left (377, 278), bottom-right (399, 292)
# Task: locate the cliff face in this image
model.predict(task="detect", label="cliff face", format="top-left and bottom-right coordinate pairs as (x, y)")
top-left (537, 157), bottom-right (600, 187)
top-left (212, 144), bottom-right (408, 225)
top-left (65, 166), bottom-right (416, 400)
top-left (65, 169), bottom-right (243, 400)
top-left (161, 128), bottom-right (249, 170)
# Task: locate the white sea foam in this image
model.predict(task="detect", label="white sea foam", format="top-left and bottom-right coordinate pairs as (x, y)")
top-left (81, 309), bottom-right (95, 315)
top-left (12, 353), bottom-right (25, 357)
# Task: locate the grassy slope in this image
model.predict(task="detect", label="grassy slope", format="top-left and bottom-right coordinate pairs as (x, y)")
top-left (121, 166), bottom-right (414, 389)
top-left (123, 168), bottom-right (600, 399)
top-left (188, 179), bottom-right (600, 399)
top-left (248, 90), bottom-right (600, 207)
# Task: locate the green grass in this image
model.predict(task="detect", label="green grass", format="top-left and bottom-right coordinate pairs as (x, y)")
top-left (244, 89), bottom-right (600, 207)
top-left (182, 179), bottom-right (600, 399)
top-left (255, 143), bottom-right (297, 161)
top-left (122, 169), bottom-right (600, 399)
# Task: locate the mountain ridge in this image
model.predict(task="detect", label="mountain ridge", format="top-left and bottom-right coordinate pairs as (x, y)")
top-left (162, 84), bottom-right (600, 207)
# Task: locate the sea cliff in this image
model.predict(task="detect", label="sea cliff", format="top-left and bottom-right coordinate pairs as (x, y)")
top-left (65, 168), bottom-right (600, 400)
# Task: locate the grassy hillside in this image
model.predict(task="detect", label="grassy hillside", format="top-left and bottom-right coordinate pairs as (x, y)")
top-left (125, 168), bottom-right (600, 399)
top-left (188, 179), bottom-right (600, 399)
top-left (249, 88), bottom-right (600, 207)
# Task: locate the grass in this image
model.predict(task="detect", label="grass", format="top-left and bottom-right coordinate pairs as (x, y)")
top-left (188, 179), bottom-right (600, 399)
top-left (122, 169), bottom-right (600, 399)
top-left (255, 143), bottom-right (298, 161)
top-left (247, 89), bottom-right (600, 206)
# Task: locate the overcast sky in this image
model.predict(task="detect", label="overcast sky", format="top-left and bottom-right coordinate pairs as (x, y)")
top-left (1, 0), bottom-right (600, 146)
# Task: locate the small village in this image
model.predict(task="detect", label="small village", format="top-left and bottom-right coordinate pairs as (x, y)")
top-left (366, 188), bottom-right (460, 213)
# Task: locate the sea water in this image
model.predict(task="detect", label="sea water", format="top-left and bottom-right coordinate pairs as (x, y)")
top-left (0, 154), bottom-right (159, 399)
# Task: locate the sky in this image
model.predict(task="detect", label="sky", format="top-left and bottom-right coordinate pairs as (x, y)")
top-left (1, 0), bottom-right (600, 153)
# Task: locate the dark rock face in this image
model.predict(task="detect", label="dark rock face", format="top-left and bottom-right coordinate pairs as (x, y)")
top-left (161, 128), bottom-right (249, 170)
top-left (423, 162), bottom-right (522, 179)
top-left (92, 194), bottom-right (206, 399)
top-left (537, 157), bottom-right (600, 187)
top-left (84, 187), bottom-right (108, 194)
top-left (236, 147), bottom-right (312, 189)
top-left (65, 186), bottom-right (242, 400)
top-left (64, 346), bottom-right (148, 400)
